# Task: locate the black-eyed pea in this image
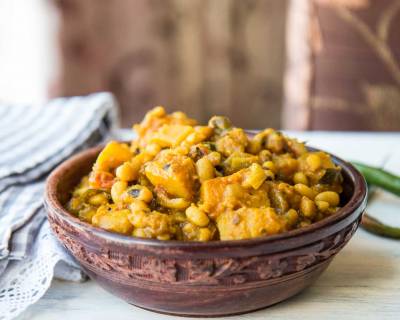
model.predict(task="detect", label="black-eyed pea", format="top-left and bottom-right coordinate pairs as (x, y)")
top-left (293, 172), bottom-right (308, 185)
top-left (68, 198), bottom-right (82, 212)
top-left (185, 128), bottom-right (205, 145)
top-left (259, 150), bottom-right (272, 162)
top-left (157, 234), bottom-right (171, 241)
top-left (306, 154), bottom-right (322, 171)
top-left (315, 200), bottom-right (330, 212)
top-left (198, 228), bottom-right (212, 241)
top-left (182, 222), bottom-right (197, 239)
top-left (185, 132), bottom-right (197, 145)
top-left (156, 187), bottom-right (191, 209)
top-left (278, 182), bottom-right (292, 194)
top-left (160, 197), bottom-right (190, 210)
top-left (78, 207), bottom-right (97, 223)
top-left (262, 161), bottom-right (276, 173)
top-left (132, 228), bottom-right (148, 238)
top-left (140, 187), bottom-right (154, 203)
top-left (129, 200), bottom-right (150, 214)
top-left (285, 209), bottom-right (299, 227)
top-left (183, 127), bottom-right (213, 148)
top-left (125, 185), bottom-right (153, 203)
top-left (300, 196), bottom-right (316, 218)
top-left (127, 209), bottom-right (147, 228)
top-left (294, 183), bottom-right (315, 200)
top-left (145, 143), bottom-right (161, 156)
top-left (267, 132), bottom-right (285, 153)
top-left (206, 152), bottom-right (221, 165)
top-left (248, 130), bottom-right (273, 154)
top-left (88, 193), bottom-right (109, 206)
top-left (182, 222), bottom-right (196, 234)
top-left (174, 145), bottom-right (190, 155)
top-left (186, 205), bottom-right (210, 227)
top-left (115, 162), bottom-right (136, 182)
top-left (196, 157), bottom-right (215, 182)
top-left (315, 191), bottom-right (340, 207)
top-left (173, 211), bottom-right (187, 223)
top-left (111, 181), bottom-right (128, 203)
top-left (129, 157), bottom-right (143, 178)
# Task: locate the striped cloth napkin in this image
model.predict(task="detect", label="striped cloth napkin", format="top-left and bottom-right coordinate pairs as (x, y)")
top-left (0, 92), bottom-right (119, 320)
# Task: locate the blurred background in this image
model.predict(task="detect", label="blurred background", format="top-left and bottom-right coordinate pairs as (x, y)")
top-left (0, 0), bottom-right (399, 130)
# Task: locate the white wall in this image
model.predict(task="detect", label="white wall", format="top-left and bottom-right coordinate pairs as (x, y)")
top-left (0, 0), bottom-right (57, 105)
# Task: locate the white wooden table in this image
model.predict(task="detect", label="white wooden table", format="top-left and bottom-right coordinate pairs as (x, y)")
top-left (16, 132), bottom-right (400, 320)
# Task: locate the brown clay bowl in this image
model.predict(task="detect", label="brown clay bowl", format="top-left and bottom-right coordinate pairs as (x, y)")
top-left (44, 144), bottom-right (367, 317)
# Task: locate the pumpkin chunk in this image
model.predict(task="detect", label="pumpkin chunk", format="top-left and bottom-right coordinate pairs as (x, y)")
top-left (94, 141), bottom-right (132, 172)
top-left (149, 124), bottom-right (194, 147)
top-left (217, 207), bottom-right (285, 240)
top-left (145, 150), bottom-right (196, 200)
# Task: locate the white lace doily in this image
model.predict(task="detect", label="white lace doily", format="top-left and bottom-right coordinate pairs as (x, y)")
top-left (0, 221), bottom-right (86, 320)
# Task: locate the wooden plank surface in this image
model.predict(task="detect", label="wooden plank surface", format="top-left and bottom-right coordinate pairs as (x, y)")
top-left (52, 0), bottom-right (288, 128)
top-left (16, 132), bottom-right (400, 320)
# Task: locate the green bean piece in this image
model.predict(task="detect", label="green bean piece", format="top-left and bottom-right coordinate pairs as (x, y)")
top-left (352, 162), bottom-right (400, 197)
top-left (361, 214), bottom-right (400, 239)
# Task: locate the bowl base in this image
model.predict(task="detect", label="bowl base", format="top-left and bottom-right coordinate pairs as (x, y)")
top-left (84, 259), bottom-right (331, 317)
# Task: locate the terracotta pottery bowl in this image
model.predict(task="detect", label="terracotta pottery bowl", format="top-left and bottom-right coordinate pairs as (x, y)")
top-left (44, 145), bottom-right (367, 317)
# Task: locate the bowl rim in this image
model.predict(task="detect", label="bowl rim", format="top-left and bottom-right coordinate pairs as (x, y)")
top-left (45, 143), bottom-right (367, 249)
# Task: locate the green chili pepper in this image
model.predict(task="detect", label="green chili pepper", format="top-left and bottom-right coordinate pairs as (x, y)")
top-left (361, 214), bottom-right (400, 239)
top-left (352, 161), bottom-right (400, 197)
top-left (352, 161), bottom-right (400, 239)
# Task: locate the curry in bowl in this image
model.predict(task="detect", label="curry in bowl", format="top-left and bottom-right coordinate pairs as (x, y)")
top-left (68, 107), bottom-right (343, 241)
